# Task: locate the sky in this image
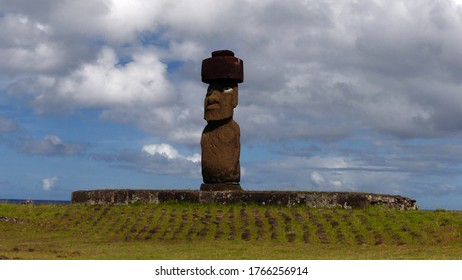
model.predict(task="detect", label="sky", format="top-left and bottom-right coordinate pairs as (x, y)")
top-left (1, 0), bottom-right (462, 209)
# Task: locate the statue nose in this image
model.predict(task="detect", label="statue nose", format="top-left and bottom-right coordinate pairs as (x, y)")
top-left (207, 91), bottom-right (220, 104)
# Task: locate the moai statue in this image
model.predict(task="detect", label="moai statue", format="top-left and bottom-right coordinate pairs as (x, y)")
top-left (200, 50), bottom-right (243, 191)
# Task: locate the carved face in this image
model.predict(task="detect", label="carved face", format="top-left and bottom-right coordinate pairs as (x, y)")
top-left (204, 82), bottom-right (238, 121)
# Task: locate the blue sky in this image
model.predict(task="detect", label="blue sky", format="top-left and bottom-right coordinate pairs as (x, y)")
top-left (1, 0), bottom-right (462, 209)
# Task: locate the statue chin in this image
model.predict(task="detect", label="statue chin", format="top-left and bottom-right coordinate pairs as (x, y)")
top-left (204, 109), bottom-right (233, 122)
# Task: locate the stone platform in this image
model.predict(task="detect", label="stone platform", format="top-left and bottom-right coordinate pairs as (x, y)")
top-left (71, 189), bottom-right (418, 210)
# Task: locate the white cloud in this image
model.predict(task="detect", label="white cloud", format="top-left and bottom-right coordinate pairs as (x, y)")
top-left (142, 143), bottom-right (200, 163)
top-left (31, 47), bottom-right (173, 110)
top-left (42, 176), bottom-right (58, 191)
top-left (142, 143), bottom-right (180, 159)
top-left (169, 40), bottom-right (203, 62)
top-left (0, 13), bottom-right (64, 74)
top-left (310, 171), bottom-right (325, 186)
top-left (185, 153), bottom-right (201, 163)
top-left (101, 0), bottom-right (163, 43)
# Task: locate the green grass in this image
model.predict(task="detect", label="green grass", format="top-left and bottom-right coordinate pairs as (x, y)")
top-left (1, 203), bottom-right (461, 259)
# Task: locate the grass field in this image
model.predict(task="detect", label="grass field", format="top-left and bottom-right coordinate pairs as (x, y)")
top-left (1, 203), bottom-right (461, 259)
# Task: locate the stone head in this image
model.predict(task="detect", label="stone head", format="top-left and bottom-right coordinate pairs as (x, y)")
top-left (201, 50), bottom-right (243, 122)
top-left (204, 81), bottom-right (238, 121)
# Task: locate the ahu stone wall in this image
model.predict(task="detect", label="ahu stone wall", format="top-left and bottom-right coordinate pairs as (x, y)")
top-left (71, 189), bottom-right (418, 210)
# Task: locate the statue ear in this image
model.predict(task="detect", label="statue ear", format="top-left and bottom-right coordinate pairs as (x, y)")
top-left (232, 86), bottom-right (238, 108)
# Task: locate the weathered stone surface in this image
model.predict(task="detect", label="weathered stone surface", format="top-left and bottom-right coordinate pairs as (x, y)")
top-left (201, 50), bottom-right (244, 83)
top-left (203, 84), bottom-right (238, 121)
top-left (201, 118), bottom-right (240, 184)
top-left (200, 183), bottom-right (242, 191)
top-left (71, 189), bottom-right (419, 210)
top-left (200, 50), bottom-right (243, 189)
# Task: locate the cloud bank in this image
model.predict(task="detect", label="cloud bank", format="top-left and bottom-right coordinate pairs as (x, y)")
top-left (4, 0), bottom-right (462, 143)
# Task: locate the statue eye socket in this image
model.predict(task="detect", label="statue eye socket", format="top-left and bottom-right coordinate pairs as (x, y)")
top-left (223, 87), bottom-right (233, 93)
